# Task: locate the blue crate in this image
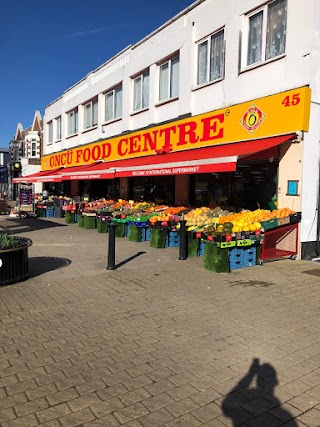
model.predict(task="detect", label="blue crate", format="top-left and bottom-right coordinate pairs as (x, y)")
top-left (229, 247), bottom-right (243, 261)
top-left (141, 227), bottom-right (150, 242)
top-left (198, 242), bottom-right (205, 256)
top-left (242, 257), bottom-right (256, 268)
top-left (230, 260), bottom-right (243, 270)
top-left (243, 246), bottom-right (256, 259)
top-left (145, 227), bottom-right (151, 241)
top-left (165, 230), bottom-right (180, 248)
top-left (46, 209), bottom-right (54, 218)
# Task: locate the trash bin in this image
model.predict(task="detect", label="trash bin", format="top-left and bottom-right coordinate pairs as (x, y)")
top-left (54, 199), bottom-right (64, 218)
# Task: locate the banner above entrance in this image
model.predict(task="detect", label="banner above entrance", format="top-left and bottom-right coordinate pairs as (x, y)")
top-left (42, 86), bottom-right (311, 171)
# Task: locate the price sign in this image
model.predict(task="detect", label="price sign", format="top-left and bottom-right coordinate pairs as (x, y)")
top-left (219, 241), bottom-right (236, 248)
top-left (237, 239), bottom-right (252, 247)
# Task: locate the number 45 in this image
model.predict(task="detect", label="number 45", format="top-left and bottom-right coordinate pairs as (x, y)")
top-left (282, 93), bottom-right (300, 107)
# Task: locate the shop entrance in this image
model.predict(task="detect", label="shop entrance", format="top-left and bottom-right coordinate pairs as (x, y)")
top-left (129, 176), bottom-right (175, 204)
top-left (190, 158), bottom-right (278, 211)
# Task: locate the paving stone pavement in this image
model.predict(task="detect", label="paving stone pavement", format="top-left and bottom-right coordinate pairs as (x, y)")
top-left (1, 217), bottom-right (320, 426)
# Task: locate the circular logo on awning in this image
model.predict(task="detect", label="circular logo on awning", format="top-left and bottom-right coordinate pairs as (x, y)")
top-left (240, 104), bottom-right (266, 134)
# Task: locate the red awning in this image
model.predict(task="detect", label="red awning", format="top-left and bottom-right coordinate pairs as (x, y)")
top-left (61, 163), bottom-right (115, 180)
top-left (60, 133), bottom-right (294, 179)
top-left (17, 133), bottom-right (296, 183)
top-left (12, 168), bottom-right (62, 183)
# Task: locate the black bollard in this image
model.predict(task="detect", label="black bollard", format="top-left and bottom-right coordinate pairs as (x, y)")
top-left (107, 222), bottom-right (116, 270)
top-left (178, 219), bottom-right (188, 260)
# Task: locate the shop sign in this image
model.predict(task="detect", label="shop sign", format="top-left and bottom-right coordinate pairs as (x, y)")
top-left (240, 104), bottom-right (266, 134)
top-left (42, 86), bottom-right (311, 171)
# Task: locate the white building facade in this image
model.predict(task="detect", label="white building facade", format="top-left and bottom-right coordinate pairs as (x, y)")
top-left (41, 0), bottom-right (320, 258)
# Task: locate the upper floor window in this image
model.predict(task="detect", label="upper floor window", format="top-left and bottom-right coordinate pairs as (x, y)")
top-left (197, 29), bottom-right (225, 85)
top-left (133, 70), bottom-right (149, 111)
top-left (56, 116), bottom-right (61, 140)
top-left (246, 0), bottom-right (287, 67)
top-left (84, 99), bottom-right (98, 129)
top-left (31, 140), bottom-right (37, 157)
top-left (105, 85), bottom-right (122, 122)
top-left (67, 108), bottom-right (78, 136)
top-left (48, 121), bottom-right (53, 144)
top-left (159, 54), bottom-right (179, 102)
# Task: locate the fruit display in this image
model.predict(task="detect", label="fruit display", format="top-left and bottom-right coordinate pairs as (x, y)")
top-left (184, 207), bottom-right (229, 231)
top-left (218, 207), bottom-right (294, 232)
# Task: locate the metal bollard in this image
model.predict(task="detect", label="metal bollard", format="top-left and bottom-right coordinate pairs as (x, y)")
top-left (107, 222), bottom-right (116, 270)
top-left (178, 220), bottom-right (188, 260)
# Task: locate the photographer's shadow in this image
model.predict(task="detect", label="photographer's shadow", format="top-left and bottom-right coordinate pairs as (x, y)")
top-left (222, 358), bottom-right (298, 426)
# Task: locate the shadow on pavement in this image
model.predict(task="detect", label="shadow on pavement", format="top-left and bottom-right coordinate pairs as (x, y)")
top-left (29, 256), bottom-right (71, 278)
top-left (222, 358), bottom-right (298, 426)
top-left (115, 251), bottom-right (146, 269)
top-left (0, 218), bottom-right (68, 235)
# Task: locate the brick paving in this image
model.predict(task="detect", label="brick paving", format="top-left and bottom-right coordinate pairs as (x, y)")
top-left (1, 217), bottom-right (320, 425)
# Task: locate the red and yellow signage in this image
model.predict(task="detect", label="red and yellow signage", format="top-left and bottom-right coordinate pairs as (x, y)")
top-left (42, 86), bottom-right (311, 171)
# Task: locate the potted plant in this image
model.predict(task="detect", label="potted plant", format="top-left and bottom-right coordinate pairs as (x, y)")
top-left (0, 234), bottom-right (32, 285)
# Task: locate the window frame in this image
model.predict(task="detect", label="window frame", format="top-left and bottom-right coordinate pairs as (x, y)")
top-left (158, 53), bottom-right (180, 103)
top-left (67, 108), bottom-right (78, 136)
top-left (55, 116), bottom-right (62, 141)
top-left (31, 140), bottom-right (37, 157)
top-left (48, 121), bottom-right (53, 144)
top-left (83, 98), bottom-right (98, 130)
top-left (104, 84), bottom-right (122, 123)
top-left (132, 69), bottom-right (150, 112)
top-left (196, 28), bottom-right (225, 87)
top-left (242, 0), bottom-right (287, 70)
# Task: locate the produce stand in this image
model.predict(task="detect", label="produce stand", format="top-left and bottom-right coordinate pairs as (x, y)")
top-left (96, 211), bottom-right (112, 233)
top-left (259, 222), bottom-right (299, 264)
top-left (53, 196), bottom-right (301, 272)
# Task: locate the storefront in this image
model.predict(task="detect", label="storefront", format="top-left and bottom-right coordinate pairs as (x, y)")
top-left (16, 86), bottom-right (310, 212)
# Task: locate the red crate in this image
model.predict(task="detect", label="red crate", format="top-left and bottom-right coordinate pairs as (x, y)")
top-left (260, 223), bottom-right (298, 263)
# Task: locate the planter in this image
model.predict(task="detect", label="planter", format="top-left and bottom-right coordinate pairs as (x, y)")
top-left (204, 243), bottom-right (230, 273)
top-left (97, 218), bottom-right (109, 233)
top-left (128, 224), bottom-right (142, 242)
top-left (114, 222), bottom-right (126, 238)
top-left (83, 214), bottom-right (96, 229)
top-left (0, 237), bottom-right (32, 285)
top-left (78, 214), bottom-right (84, 228)
top-left (150, 227), bottom-right (167, 248)
top-left (65, 211), bottom-right (75, 224)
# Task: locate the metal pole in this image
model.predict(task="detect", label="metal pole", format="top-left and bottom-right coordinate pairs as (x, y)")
top-left (107, 222), bottom-right (116, 270)
top-left (179, 220), bottom-right (188, 260)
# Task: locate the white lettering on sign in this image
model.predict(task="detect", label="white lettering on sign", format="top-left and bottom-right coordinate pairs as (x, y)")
top-left (132, 166), bottom-right (200, 176)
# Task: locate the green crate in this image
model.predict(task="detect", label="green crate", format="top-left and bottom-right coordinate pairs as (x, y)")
top-left (126, 215), bottom-right (152, 223)
top-left (260, 219), bottom-right (279, 230)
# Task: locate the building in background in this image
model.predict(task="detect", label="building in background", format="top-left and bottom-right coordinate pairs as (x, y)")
top-left (0, 148), bottom-right (9, 197)
top-left (9, 111), bottom-right (43, 200)
top-left (18, 0), bottom-right (320, 258)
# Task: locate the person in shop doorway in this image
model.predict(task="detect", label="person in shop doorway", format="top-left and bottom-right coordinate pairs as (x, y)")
top-left (222, 358), bottom-right (298, 426)
top-left (42, 188), bottom-right (49, 199)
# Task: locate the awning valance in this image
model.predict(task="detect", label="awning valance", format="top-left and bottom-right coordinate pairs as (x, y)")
top-left (12, 168), bottom-right (62, 183)
top-left (14, 133), bottom-right (296, 183)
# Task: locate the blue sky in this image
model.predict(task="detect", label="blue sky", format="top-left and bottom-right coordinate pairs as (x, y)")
top-left (0, 0), bottom-right (194, 145)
